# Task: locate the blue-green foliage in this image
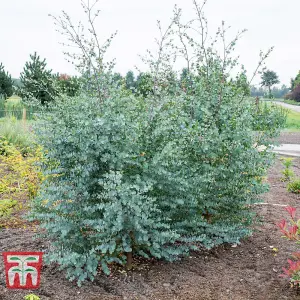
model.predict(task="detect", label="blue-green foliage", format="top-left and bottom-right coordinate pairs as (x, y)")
top-left (30, 0), bottom-right (287, 286)
top-left (30, 61), bottom-right (286, 285)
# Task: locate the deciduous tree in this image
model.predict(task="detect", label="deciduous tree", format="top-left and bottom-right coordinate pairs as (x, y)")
top-left (261, 70), bottom-right (280, 98)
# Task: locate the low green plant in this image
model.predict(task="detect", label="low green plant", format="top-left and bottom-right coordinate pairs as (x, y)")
top-left (281, 158), bottom-right (294, 182)
top-left (287, 178), bottom-right (300, 194)
top-left (0, 141), bottom-right (42, 226)
top-left (24, 294), bottom-right (40, 300)
top-left (0, 199), bottom-right (17, 217)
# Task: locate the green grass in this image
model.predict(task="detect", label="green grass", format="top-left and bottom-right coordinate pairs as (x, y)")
top-left (266, 99), bottom-right (300, 132)
top-left (0, 117), bottom-right (35, 154)
top-left (263, 101), bottom-right (300, 132)
top-left (257, 98), bottom-right (284, 103)
top-left (285, 110), bottom-right (300, 131)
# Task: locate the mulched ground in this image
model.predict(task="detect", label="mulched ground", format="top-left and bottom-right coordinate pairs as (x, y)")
top-left (1, 158), bottom-right (300, 300)
top-left (277, 132), bottom-right (300, 144)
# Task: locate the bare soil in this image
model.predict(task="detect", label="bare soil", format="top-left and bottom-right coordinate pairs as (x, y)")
top-left (1, 158), bottom-right (300, 300)
top-left (277, 132), bottom-right (300, 145)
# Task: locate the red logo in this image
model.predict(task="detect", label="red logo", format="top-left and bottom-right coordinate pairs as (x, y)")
top-left (2, 252), bottom-right (43, 289)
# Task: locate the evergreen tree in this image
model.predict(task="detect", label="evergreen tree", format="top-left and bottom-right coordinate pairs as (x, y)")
top-left (20, 52), bottom-right (58, 105)
top-left (0, 63), bottom-right (14, 98)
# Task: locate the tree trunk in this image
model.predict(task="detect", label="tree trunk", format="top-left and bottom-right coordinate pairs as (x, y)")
top-left (126, 252), bottom-right (133, 270)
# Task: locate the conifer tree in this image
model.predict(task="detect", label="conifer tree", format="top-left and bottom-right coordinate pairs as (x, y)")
top-left (0, 63), bottom-right (14, 98)
top-left (20, 52), bottom-right (58, 105)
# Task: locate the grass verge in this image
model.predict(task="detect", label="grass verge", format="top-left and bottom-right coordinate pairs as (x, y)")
top-left (286, 110), bottom-right (300, 131)
top-left (284, 99), bottom-right (300, 106)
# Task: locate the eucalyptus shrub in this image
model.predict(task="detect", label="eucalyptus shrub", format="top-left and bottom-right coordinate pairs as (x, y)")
top-left (31, 0), bottom-right (286, 285)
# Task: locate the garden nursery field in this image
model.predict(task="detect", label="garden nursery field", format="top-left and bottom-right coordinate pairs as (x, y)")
top-left (1, 0), bottom-right (300, 299)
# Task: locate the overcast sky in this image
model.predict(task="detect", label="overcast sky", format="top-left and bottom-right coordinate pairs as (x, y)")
top-left (0, 0), bottom-right (298, 86)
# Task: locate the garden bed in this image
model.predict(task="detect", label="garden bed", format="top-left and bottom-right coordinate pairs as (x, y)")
top-left (0, 158), bottom-right (300, 300)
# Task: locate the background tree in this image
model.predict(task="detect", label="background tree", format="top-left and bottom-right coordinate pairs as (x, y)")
top-left (180, 68), bottom-right (195, 94)
top-left (250, 85), bottom-right (265, 98)
top-left (135, 72), bottom-right (153, 97)
top-left (286, 85), bottom-right (300, 102)
top-left (272, 84), bottom-right (289, 99)
top-left (291, 71), bottom-right (300, 90)
top-left (230, 73), bottom-right (250, 97)
top-left (0, 63), bottom-right (14, 98)
top-left (112, 72), bottom-right (123, 87)
top-left (20, 52), bottom-right (58, 105)
top-left (261, 70), bottom-right (280, 98)
top-left (285, 71), bottom-right (300, 101)
top-left (56, 73), bottom-right (81, 97)
top-left (125, 71), bottom-right (136, 91)
top-left (250, 84), bottom-right (289, 99)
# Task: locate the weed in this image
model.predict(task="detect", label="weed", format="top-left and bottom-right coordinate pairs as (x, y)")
top-left (0, 142), bottom-right (42, 226)
top-left (0, 199), bottom-right (18, 217)
top-left (24, 294), bottom-right (40, 300)
top-left (287, 178), bottom-right (300, 194)
top-left (281, 158), bottom-right (294, 182)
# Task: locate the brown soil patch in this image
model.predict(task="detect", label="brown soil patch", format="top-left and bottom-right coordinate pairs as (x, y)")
top-left (277, 132), bottom-right (300, 144)
top-left (1, 158), bottom-right (300, 300)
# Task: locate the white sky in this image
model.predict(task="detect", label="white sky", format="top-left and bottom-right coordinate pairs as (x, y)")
top-left (0, 0), bottom-right (298, 86)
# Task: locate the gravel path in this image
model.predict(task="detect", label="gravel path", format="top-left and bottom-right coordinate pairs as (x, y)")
top-left (272, 101), bottom-right (300, 113)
